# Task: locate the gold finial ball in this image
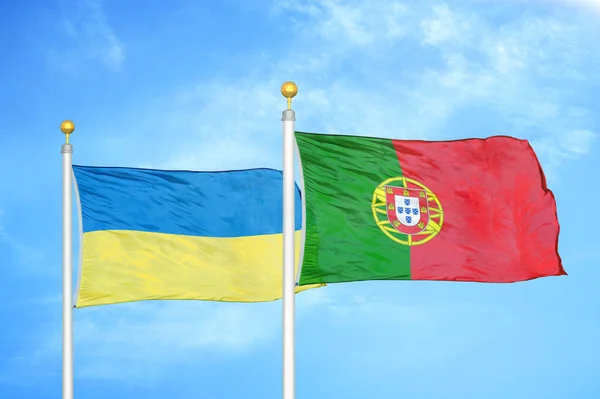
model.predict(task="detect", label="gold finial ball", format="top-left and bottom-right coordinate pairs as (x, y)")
top-left (60, 120), bottom-right (75, 135)
top-left (281, 81), bottom-right (298, 99)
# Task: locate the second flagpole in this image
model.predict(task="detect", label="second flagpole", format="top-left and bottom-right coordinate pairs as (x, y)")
top-left (281, 81), bottom-right (297, 399)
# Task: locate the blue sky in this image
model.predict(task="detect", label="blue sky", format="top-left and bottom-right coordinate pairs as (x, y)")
top-left (1, 0), bottom-right (599, 398)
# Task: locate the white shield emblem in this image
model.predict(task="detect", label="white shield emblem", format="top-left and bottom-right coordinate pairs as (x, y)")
top-left (395, 195), bottom-right (421, 227)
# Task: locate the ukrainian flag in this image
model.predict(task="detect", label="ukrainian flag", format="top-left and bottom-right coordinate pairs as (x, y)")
top-left (72, 165), bottom-right (321, 308)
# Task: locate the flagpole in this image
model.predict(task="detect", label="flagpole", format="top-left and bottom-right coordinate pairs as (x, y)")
top-left (281, 81), bottom-right (298, 399)
top-left (61, 120), bottom-right (75, 399)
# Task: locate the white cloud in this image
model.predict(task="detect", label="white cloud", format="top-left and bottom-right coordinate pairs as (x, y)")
top-left (543, 0), bottom-right (600, 14)
top-left (0, 211), bottom-right (45, 267)
top-left (13, 284), bottom-right (475, 384)
top-left (275, 0), bottom-right (409, 46)
top-left (73, 0), bottom-right (596, 176)
top-left (72, 302), bottom-right (277, 380)
top-left (47, 0), bottom-right (125, 73)
top-left (421, 4), bottom-right (473, 46)
top-left (471, 0), bottom-right (600, 15)
top-left (11, 288), bottom-right (331, 382)
top-left (413, 4), bottom-right (597, 175)
top-left (530, 129), bottom-right (596, 178)
top-left (562, 129), bottom-right (596, 155)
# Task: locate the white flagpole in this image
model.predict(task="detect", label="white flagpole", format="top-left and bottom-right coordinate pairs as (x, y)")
top-left (61, 120), bottom-right (75, 399)
top-left (281, 82), bottom-right (298, 399)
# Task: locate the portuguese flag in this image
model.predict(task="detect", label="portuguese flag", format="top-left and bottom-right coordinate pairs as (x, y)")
top-left (294, 132), bottom-right (565, 286)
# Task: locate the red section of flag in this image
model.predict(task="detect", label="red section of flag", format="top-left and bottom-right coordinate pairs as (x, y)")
top-left (392, 136), bottom-right (565, 282)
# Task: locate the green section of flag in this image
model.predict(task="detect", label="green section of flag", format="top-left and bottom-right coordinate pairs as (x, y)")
top-left (295, 132), bottom-right (411, 285)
